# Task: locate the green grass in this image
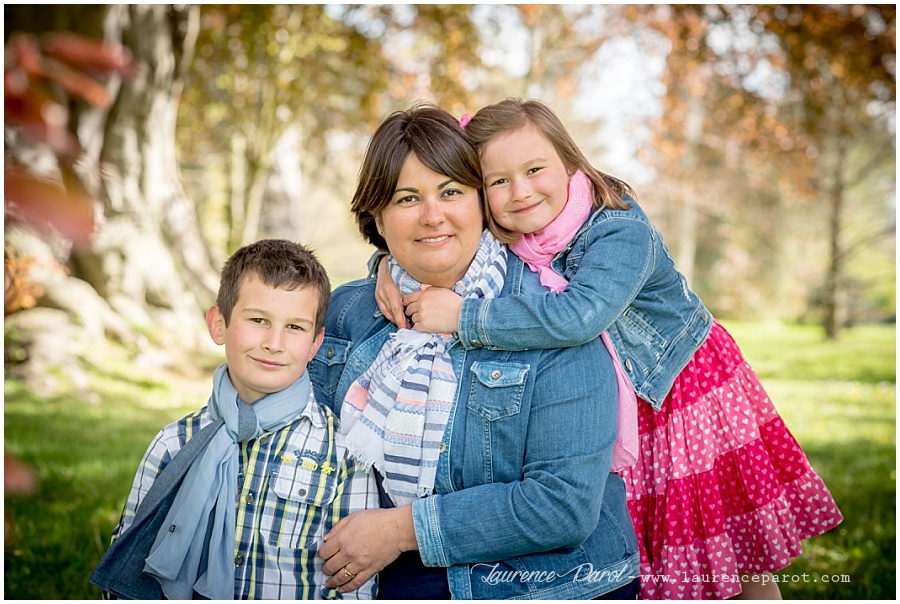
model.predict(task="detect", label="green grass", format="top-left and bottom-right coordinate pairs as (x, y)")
top-left (722, 321), bottom-right (896, 599)
top-left (4, 350), bottom-right (218, 600)
top-left (3, 322), bottom-right (896, 599)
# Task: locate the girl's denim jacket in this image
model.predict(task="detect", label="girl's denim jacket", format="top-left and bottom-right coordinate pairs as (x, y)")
top-left (310, 254), bottom-right (639, 600)
top-left (457, 198), bottom-right (713, 409)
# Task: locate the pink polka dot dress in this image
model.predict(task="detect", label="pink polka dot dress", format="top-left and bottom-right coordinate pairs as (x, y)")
top-left (618, 321), bottom-right (843, 599)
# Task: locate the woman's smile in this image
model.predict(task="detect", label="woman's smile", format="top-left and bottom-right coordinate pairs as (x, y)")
top-left (418, 234), bottom-right (452, 244)
top-left (376, 153), bottom-right (483, 288)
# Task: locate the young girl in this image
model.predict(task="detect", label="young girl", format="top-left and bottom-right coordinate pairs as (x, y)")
top-left (374, 99), bottom-right (843, 600)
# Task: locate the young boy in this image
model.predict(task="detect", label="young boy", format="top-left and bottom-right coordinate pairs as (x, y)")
top-left (104, 239), bottom-right (377, 599)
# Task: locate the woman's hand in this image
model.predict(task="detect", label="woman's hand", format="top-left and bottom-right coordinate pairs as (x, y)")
top-left (404, 287), bottom-right (463, 334)
top-left (320, 506), bottom-right (417, 593)
top-left (375, 256), bottom-right (409, 329)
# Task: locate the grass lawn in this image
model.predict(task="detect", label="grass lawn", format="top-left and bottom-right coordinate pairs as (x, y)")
top-left (4, 322), bottom-right (896, 599)
top-left (722, 322), bottom-right (896, 599)
top-left (4, 348), bottom-right (219, 600)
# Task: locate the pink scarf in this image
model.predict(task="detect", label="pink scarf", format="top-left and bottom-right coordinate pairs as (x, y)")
top-left (509, 170), bottom-right (638, 472)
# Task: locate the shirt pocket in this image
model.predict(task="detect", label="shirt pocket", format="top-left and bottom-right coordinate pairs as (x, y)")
top-left (262, 459), bottom-right (339, 549)
top-left (463, 361), bottom-right (531, 485)
top-left (466, 361), bottom-right (529, 420)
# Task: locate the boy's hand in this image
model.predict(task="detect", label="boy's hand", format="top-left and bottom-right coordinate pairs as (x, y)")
top-left (375, 256), bottom-right (409, 329)
top-left (403, 287), bottom-right (463, 334)
top-left (321, 507), bottom-right (416, 593)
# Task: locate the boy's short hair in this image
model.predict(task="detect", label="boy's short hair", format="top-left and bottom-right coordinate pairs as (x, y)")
top-left (216, 239), bottom-right (331, 332)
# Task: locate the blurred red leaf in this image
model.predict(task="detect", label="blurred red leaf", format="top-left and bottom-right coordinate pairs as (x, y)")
top-left (28, 53), bottom-right (114, 108)
top-left (7, 32), bottom-right (134, 105)
top-left (5, 168), bottom-right (95, 246)
top-left (41, 32), bottom-right (136, 78)
top-left (4, 31), bottom-right (133, 247)
top-left (4, 82), bottom-right (79, 157)
top-left (4, 451), bottom-right (38, 495)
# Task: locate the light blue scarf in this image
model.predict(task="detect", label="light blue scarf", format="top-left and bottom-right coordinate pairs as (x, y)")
top-left (142, 363), bottom-right (310, 600)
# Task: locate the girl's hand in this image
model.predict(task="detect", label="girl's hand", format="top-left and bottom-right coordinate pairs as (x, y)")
top-left (320, 507), bottom-right (417, 593)
top-left (375, 256), bottom-right (409, 329)
top-left (403, 288), bottom-right (463, 334)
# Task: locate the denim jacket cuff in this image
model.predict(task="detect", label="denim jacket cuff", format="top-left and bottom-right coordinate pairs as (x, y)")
top-left (412, 496), bottom-right (448, 567)
top-left (457, 298), bottom-right (488, 350)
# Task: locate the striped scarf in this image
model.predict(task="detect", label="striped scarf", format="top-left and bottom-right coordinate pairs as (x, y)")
top-left (341, 230), bottom-right (507, 505)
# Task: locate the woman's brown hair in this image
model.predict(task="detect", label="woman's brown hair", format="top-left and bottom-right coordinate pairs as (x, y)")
top-left (351, 104), bottom-right (485, 251)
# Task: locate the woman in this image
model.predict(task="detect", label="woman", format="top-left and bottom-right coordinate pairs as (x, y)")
top-left (308, 105), bottom-right (639, 599)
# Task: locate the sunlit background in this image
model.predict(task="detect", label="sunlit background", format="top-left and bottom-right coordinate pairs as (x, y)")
top-left (4, 4), bottom-right (895, 599)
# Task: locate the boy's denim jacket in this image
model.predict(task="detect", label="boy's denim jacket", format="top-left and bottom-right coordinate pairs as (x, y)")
top-left (457, 198), bottom-right (713, 409)
top-left (310, 254), bottom-right (639, 600)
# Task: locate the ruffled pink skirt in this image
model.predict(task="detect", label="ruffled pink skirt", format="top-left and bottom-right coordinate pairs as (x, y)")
top-left (619, 321), bottom-right (843, 599)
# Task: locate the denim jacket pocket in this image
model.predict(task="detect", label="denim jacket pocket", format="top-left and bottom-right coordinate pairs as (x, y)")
top-left (466, 361), bottom-right (529, 420)
top-left (262, 457), bottom-right (339, 549)
top-left (619, 308), bottom-right (667, 352)
top-left (309, 336), bottom-right (350, 400)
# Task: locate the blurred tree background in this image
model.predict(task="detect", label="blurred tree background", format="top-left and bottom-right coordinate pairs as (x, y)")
top-left (4, 3), bottom-right (895, 599)
top-left (5, 4), bottom-right (894, 358)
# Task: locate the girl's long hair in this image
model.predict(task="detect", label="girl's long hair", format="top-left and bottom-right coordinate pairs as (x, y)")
top-left (465, 98), bottom-right (634, 242)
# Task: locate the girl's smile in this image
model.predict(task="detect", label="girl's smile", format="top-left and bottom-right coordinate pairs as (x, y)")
top-left (511, 201), bottom-right (544, 215)
top-left (480, 123), bottom-right (571, 235)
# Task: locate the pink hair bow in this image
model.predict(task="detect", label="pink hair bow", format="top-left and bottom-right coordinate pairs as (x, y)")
top-left (459, 113), bottom-right (472, 129)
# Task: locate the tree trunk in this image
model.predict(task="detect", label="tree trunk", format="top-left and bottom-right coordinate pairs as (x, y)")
top-left (240, 162), bottom-right (271, 247)
top-left (8, 5), bottom-right (217, 346)
top-left (228, 132), bottom-right (248, 252)
top-left (675, 94), bottom-right (706, 285)
top-left (822, 129), bottom-right (847, 340)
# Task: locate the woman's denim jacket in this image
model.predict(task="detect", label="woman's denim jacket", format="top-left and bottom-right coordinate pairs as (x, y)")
top-left (457, 198), bottom-right (713, 409)
top-left (310, 254), bottom-right (639, 600)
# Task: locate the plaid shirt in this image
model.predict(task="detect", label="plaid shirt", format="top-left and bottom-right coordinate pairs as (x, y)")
top-left (111, 389), bottom-right (378, 600)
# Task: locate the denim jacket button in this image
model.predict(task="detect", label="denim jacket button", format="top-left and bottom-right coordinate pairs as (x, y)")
top-left (439, 441), bottom-right (447, 453)
top-left (472, 340), bottom-right (482, 347)
top-left (326, 347), bottom-right (335, 358)
top-left (701, 311), bottom-right (709, 322)
top-left (491, 369), bottom-right (502, 380)
top-left (624, 359), bottom-right (633, 372)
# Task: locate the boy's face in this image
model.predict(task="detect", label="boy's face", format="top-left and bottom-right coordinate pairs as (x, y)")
top-left (206, 275), bottom-right (324, 404)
